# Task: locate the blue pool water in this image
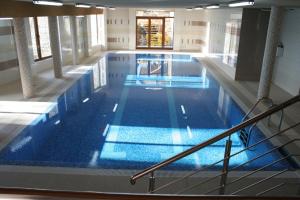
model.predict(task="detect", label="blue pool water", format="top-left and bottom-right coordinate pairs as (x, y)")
top-left (0, 53), bottom-right (294, 170)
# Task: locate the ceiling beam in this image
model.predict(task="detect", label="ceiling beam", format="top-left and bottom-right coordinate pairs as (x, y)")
top-left (0, 0), bottom-right (102, 17)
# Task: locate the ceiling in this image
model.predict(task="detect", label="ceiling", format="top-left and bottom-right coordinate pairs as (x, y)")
top-left (18, 0), bottom-right (300, 8)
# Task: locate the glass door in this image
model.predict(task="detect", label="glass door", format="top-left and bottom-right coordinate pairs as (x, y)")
top-left (136, 17), bottom-right (173, 49)
top-left (150, 18), bottom-right (163, 48)
top-left (136, 18), bottom-right (149, 48)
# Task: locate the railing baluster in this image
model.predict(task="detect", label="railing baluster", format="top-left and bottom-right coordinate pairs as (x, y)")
top-left (278, 109), bottom-right (284, 131)
top-left (219, 139), bottom-right (232, 195)
top-left (148, 171), bottom-right (155, 193)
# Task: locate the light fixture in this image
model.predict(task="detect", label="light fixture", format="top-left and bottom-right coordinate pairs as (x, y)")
top-left (0, 17), bottom-right (13, 20)
top-left (206, 4), bottom-right (220, 9)
top-left (32, 0), bottom-right (63, 6)
top-left (109, 7), bottom-right (116, 10)
top-left (186, 8), bottom-right (193, 11)
top-left (229, 0), bottom-right (254, 7)
top-left (75, 3), bottom-right (91, 8)
top-left (96, 5), bottom-right (106, 9)
top-left (194, 6), bottom-right (204, 10)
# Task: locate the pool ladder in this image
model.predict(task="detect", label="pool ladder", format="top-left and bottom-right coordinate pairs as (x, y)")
top-left (239, 98), bottom-right (284, 147)
top-left (130, 94), bottom-right (300, 196)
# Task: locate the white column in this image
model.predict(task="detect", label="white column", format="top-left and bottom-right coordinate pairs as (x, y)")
top-left (70, 16), bottom-right (79, 65)
top-left (48, 16), bottom-right (63, 78)
top-left (83, 16), bottom-right (90, 57)
top-left (13, 18), bottom-right (34, 99)
top-left (102, 9), bottom-right (108, 50)
top-left (128, 8), bottom-right (136, 50)
top-left (257, 6), bottom-right (284, 99)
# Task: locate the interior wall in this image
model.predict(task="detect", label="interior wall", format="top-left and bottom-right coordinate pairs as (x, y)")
top-left (173, 9), bottom-right (208, 52)
top-left (272, 8), bottom-right (300, 96)
top-left (206, 8), bottom-right (242, 55)
top-left (107, 8), bottom-right (130, 50)
top-left (106, 8), bottom-right (209, 51)
top-left (235, 8), bottom-right (270, 81)
top-left (0, 19), bottom-right (19, 84)
top-left (204, 8), bottom-right (243, 79)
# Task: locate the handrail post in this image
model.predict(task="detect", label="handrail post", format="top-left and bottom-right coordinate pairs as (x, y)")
top-left (148, 172), bottom-right (155, 193)
top-left (219, 139), bottom-right (232, 195)
top-left (278, 109), bottom-right (284, 131)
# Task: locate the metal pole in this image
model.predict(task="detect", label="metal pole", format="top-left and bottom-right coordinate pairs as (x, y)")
top-left (148, 172), bottom-right (155, 193)
top-left (278, 109), bottom-right (284, 131)
top-left (219, 139), bottom-right (232, 195)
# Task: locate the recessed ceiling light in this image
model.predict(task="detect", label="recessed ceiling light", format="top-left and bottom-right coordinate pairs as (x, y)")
top-left (194, 6), bottom-right (204, 10)
top-left (96, 6), bottom-right (106, 9)
top-left (75, 3), bottom-right (91, 8)
top-left (229, 0), bottom-right (254, 7)
top-left (109, 7), bottom-right (116, 10)
top-left (206, 4), bottom-right (220, 9)
top-left (0, 17), bottom-right (13, 20)
top-left (32, 0), bottom-right (63, 6)
top-left (186, 8), bottom-right (193, 11)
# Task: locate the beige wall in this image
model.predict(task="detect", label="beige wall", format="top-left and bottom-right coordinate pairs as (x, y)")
top-left (106, 8), bottom-right (210, 51)
top-left (173, 9), bottom-right (208, 51)
top-left (272, 8), bottom-right (300, 96)
top-left (107, 8), bottom-right (130, 50)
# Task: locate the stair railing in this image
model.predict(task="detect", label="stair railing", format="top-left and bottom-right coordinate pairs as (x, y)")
top-left (130, 94), bottom-right (300, 195)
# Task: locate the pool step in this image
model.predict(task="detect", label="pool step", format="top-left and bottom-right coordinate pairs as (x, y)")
top-left (239, 128), bottom-right (250, 147)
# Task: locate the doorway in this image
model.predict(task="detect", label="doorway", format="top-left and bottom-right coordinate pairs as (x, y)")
top-left (136, 17), bottom-right (174, 49)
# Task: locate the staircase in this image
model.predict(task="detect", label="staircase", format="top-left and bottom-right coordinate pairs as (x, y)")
top-left (130, 94), bottom-right (300, 196)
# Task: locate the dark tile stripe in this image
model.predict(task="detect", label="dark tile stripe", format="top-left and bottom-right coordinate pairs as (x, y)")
top-left (191, 21), bottom-right (207, 27)
top-left (0, 26), bottom-right (14, 36)
top-left (0, 58), bottom-right (18, 71)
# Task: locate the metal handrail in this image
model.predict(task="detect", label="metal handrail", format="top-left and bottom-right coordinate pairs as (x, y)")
top-left (256, 182), bottom-right (300, 196)
top-left (176, 139), bottom-right (299, 194)
top-left (256, 183), bottom-right (286, 196)
top-left (204, 155), bottom-right (300, 195)
top-left (160, 122), bottom-right (300, 194)
top-left (242, 98), bottom-right (265, 122)
top-left (231, 169), bottom-right (289, 195)
top-left (130, 95), bottom-right (300, 184)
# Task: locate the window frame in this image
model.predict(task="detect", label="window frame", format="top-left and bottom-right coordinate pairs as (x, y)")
top-left (32, 17), bottom-right (52, 62)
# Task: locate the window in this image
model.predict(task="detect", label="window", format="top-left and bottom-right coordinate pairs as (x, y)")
top-left (29, 17), bottom-right (52, 61)
top-left (90, 14), bottom-right (105, 47)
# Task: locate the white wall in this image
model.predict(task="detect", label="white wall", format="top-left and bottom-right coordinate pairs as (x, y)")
top-left (106, 8), bottom-right (210, 51)
top-left (272, 9), bottom-right (300, 96)
top-left (107, 8), bottom-right (130, 50)
top-left (206, 8), bottom-right (242, 54)
top-left (173, 9), bottom-right (208, 51)
top-left (204, 8), bottom-right (242, 79)
top-left (0, 19), bottom-right (19, 85)
top-left (106, 8), bottom-right (242, 53)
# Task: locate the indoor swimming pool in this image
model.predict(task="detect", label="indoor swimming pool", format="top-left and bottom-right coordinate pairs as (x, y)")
top-left (0, 53), bottom-right (295, 171)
